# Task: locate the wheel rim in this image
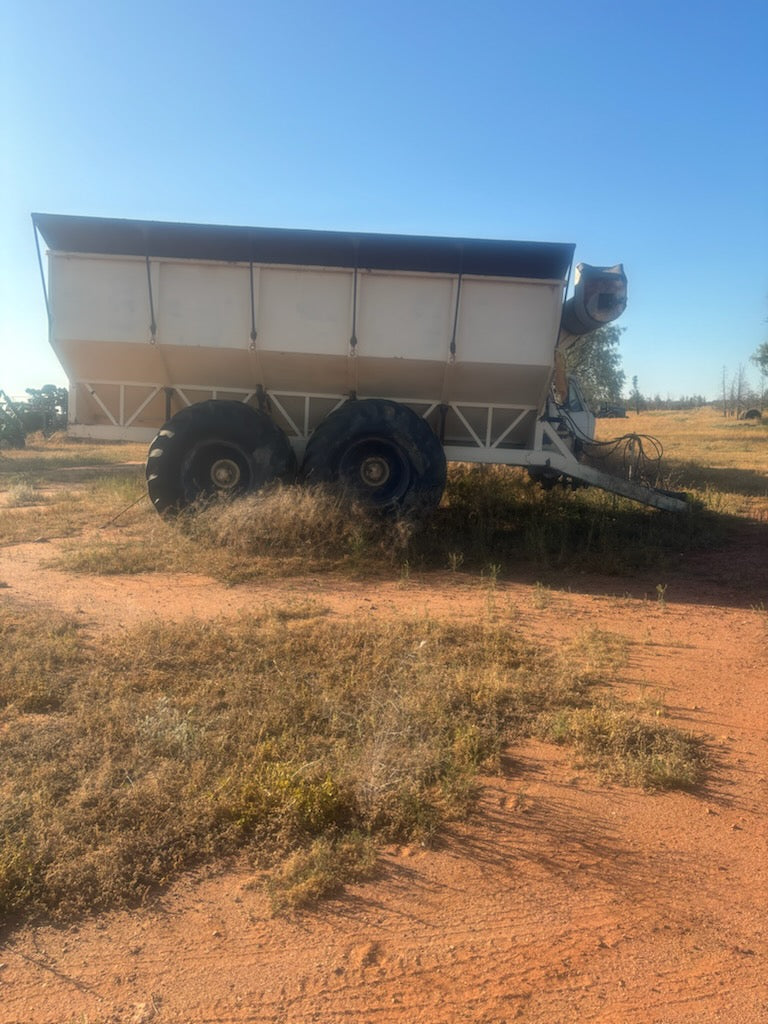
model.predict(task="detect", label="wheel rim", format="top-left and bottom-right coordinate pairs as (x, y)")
top-left (338, 438), bottom-right (411, 507)
top-left (359, 455), bottom-right (391, 487)
top-left (182, 441), bottom-right (252, 500)
top-left (210, 457), bottom-right (242, 489)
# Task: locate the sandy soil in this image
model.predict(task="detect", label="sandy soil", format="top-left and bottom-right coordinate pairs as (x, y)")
top-left (0, 516), bottom-right (766, 1024)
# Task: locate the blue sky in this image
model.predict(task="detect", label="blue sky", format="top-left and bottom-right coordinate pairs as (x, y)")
top-left (2, 0), bottom-right (766, 400)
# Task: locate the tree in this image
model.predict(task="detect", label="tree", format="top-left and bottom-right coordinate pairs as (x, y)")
top-left (0, 391), bottom-right (27, 449)
top-left (731, 364), bottom-right (748, 418)
top-left (564, 325), bottom-right (626, 410)
top-left (15, 385), bottom-right (68, 435)
top-left (751, 342), bottom-right (768, 407)
top-left (629, 375), bottom-right (644, 414)
top-left (751, 341), bottom-right (768, 375)
top-left (721, 365), bottom-right (729, 417)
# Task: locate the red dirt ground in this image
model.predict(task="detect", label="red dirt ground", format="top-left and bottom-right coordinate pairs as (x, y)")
top-left (0, 521), bottom-right (766, 1024)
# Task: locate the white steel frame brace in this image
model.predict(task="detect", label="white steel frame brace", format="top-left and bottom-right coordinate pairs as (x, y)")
top-left (67, 380), bottom-right (686, 511)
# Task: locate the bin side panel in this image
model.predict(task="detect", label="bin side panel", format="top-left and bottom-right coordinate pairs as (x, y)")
top-left (456, 279), bottom-right (562, 365)
top-left (257, 268), bottom-right (352, 356)
top-left (356, 273), bottom-right (454, 361)
top-left (50, 256), bottom-right (151, 344)
top-left (157, 263), bottom-right (250, 347)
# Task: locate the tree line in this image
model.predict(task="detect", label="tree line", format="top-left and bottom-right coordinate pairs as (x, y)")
top-left (566, 327), bottom-right (767, 417)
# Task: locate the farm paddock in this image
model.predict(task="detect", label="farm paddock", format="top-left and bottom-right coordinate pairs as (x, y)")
top-left (0, 408), bottom-right (766, 1024)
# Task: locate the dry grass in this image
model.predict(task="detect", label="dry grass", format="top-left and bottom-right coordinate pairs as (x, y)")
top-left (0, 433), bottom-right (146, 472)
top-left (0, 604), bottom-right (705, 923)
top-left (1, 436), bottom-right (147, 548)
top-left (3, 482), bottom-right (42, 507)
top-left (539, 704), bottom-right (705, 790)
top-left (185, 484), bottom-right (414, 573)
top-left (48, 465), bottom-right (718, 583)
top-left (597, 407), bottom-right (768, 507)
top-left (7, 409), bottom-right (765, 578)
top-left (0, 474), bottom-right (148, 547)
top-left (49, 485), bottom-right (413, 580)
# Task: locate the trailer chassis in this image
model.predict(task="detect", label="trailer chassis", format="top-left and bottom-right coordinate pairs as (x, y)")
top-left (67, 379), bottom-right (686, 512)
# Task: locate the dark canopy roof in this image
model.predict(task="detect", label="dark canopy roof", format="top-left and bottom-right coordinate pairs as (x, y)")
top-left (32, 213), bottom-right (574, 281)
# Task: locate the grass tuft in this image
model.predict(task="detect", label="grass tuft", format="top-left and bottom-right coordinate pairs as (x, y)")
top-left (264, 833), bottom-right (378, 913)
top-left (186, 484), bottom-right (415, 570)
top-left (53, 536), bottom-right (178, 575)
top-left (538, 704), bottom-right (706, 790)
top-left (4, 482), bottom-right (42, 507)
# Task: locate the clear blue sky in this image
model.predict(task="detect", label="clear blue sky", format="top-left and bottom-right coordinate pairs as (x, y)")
top-left (2, 0), bottom-right (766, 401)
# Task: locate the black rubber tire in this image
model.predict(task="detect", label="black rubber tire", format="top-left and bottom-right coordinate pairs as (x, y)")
top-left (301, 399), bottom-right (446, 516)
top-left (146, 400), bottom-right (296, 515)
top-left (0, 434), bottom-right (25, 450)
